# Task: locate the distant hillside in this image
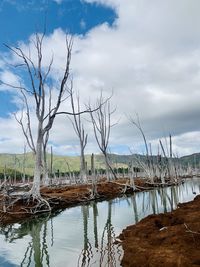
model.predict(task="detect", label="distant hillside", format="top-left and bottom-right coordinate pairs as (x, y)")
top-left (0, 153), bottom-right (129, 176)
top-left (179, 153), bottom-right (200, 168)
top-left (0, 152), bottom-right (198, 177)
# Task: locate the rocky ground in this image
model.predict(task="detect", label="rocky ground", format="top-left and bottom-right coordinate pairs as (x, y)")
top-left (119, 194), bottom-right (200, 267)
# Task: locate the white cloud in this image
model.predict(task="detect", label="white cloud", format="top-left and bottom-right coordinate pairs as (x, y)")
top-left (0, 70), bottom-right (22, 91)
top-left (80, 19), bottom-right (86, 30)
top-left (1, 0), bottom-right (200, 156)
top-left (52, 0), bottom-right (63, 4)
top-left (0, 116), bottom-right (25, 153)
top-left (83, 0), bottom-right (120, 10)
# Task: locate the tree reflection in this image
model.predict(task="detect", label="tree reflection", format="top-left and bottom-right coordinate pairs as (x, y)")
top-left (1, 179), bottom-right (198, 267)
top-left (21, 218), bottom-right (51, 267)
top-left (0, 214), bottom-right (52, 267)
top-left (77, 200), bottom-right (122, 267)
top-left (20, 242), bottom-right (33, 267)
top-left (93, 202), bottom-right (99, 249)
top-left (78, 205), bottom-right (93, 267)
top-left (159, 188), bottom-right (168, 213)
top-left (131, 194), bottom-right (139, 223)
top-left (77, 202), bottom-right (99, 267)
top-left (99, 200), bottom-right (122, 267)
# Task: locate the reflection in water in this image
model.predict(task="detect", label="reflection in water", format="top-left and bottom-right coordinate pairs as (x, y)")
top-left (131, 194), bottom-right (139, 223)
top-left (93, 202), bottom-right (98, 249)
top-left (0, 215), bottom-right (51, 267)
top-left (99, 201), bottom-right (120, 267)
top-left (20, 241), bottom-right (32, 267)
top-left (0, 178), bottom-right (199, 267)
top-left (78, 206), bottom-right (93, 267)
top-left (78, 201), bottom-right (122, 267)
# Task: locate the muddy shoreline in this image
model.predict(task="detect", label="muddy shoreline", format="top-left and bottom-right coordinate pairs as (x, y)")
top-left (0, 179), bottom-right (143, 225)
top-left (0, 178), bottom-right (181, 225)
top-left (118, 193), bottom-right (200, 267)
top-left (0, 177), bottom-right (199, 267)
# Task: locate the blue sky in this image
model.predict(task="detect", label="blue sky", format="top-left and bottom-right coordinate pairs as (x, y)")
top-left (0, 0), bottom-right (116, 46)
top-left (0, 0), bottom-right (115, 117)
top-left (1, 0), bottom-right (200, 156)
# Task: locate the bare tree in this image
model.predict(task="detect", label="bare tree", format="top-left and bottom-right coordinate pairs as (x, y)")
top-left (3, 32), bottom-right (73, 199)
top-left (89, 96), bottom-right (116, 181)
top-left (129, 114), bottom-right (155, 183)
top-left (129, 114), bottom-right (151, 169)
top-left (22, 143), bottom-right (27, 183)
top-left (129, 161), bottom-right (136, 190)
top-left (2, 31), bottom-right (100, 202)
top-left (68, 87), bottom-right (88, 183)
top-left (91, 153), bottom-right (98, 197)
top-left (43, 131), bottom-right (50, 185)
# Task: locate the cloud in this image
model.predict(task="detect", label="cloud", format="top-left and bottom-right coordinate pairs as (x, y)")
top-left (0, 70), bottom-right (22, 90)
top-left (80, 19), bottom-right (86, 30)
top-left (0, 0), bottom-right (48, 12)
top-left (1, 0), bottom-right (200, 156)
top-left (52, 0), bottom-right (63, 4)
top-left (0, 116), bottom-right (25, 153)
top-left (83, 0), bottom-right (120, 10)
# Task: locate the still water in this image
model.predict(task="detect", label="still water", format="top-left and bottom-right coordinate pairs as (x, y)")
top-left (0, 178), bottom-right (200, 267)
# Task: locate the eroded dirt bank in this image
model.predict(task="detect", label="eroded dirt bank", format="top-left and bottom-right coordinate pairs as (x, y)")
top-left (0, 178), bottom-right (150, 225)
top-left (119, 194), bottom-right (200, 267)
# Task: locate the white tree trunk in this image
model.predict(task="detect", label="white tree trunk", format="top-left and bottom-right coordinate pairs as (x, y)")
top-left (30, 135), bottom-right (43, 198)
top-left (43, 170), bottom-right (49, 186)
top-left (91, 153), bottom-right (97, 197)
top-left (104, 154), bottom-right (112, 182)
top-left (130, 162), bottom-right (136, 190)
top-left (43, 155), bottom-right (49, 186)
top-left (80, 148), bottom-right (87, 183)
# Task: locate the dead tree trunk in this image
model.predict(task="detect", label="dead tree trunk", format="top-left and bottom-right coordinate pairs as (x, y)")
top-left (89, 96), bottom-right (117, 181)
top-left (129, 115), bottom-right (154, 183)
top-left (3, 31), bottom-right (103, 201)
top-left (30, 134), bottom-right (43, 197)
top-left (43, 132), bottom-right (50, 186)
top-left (68, 88), bottom-right (88, 183)
top-left (22, 144), bottom-right (27, 183)
top-left (129, 161), bottom-right (136, 190)
top-left (91, 153), bottom-right (98, 197)
top-left (2, 32), bottom-right (73, 199)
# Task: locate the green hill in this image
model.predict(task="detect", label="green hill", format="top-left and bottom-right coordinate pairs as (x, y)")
top-left (0, 152), bottom-right (198, 177)
top-left (0, 152), bottom-right (128, 177)
top-left (179, 153), bottom-right (200, 168)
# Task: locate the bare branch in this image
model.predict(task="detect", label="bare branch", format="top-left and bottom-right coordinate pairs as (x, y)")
top-left (0, 81), bottom-right (33, 95)
top-left (129, 114), bottom-right (151, 168)
top-left (89, 95), bottom-right (117, 180)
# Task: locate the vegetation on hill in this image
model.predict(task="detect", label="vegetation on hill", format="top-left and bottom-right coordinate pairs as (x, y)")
top-left (180, 153), bottom-right (200, 168)
top-left (0, 152), bottom-right (198, 178)
top-left (0, 153), bottom-right (128, 177)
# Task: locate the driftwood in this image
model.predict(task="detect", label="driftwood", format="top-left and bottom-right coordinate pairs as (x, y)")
top-left (184, 223), bottom-right (200, 235)
top-left (0, 192), bottom-right (51, 216)
top-left (109, 181), bottom-right (140, 193)
top-left (145, 180), bottom-right (183, 187)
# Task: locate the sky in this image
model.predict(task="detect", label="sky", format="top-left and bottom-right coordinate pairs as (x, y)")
top-left (0, 0), bottom-right (200, 157)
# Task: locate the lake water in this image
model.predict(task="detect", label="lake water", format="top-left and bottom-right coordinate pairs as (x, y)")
top-left (0, 178), bottom-right (199, 267)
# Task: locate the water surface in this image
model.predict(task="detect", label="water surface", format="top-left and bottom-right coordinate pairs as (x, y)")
top-left (0, 178), bottom-right (199, 267)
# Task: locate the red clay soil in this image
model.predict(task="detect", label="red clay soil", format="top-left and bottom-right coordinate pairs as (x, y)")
top-left (0, 179), bottom-right (146, 225)
top-left (118, 195), bottom-right (200, 267)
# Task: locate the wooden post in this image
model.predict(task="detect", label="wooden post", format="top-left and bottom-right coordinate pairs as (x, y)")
top-left (169, 134), bottom-right (172, 158)
top-left (14, 155), bottom-right (17, 185)
top-left (91, 153), bottom-right (97, 196)
top-left (50, 146), bottom-right (53, 178)
top-left (91, 153), bottom-right (95, 176)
